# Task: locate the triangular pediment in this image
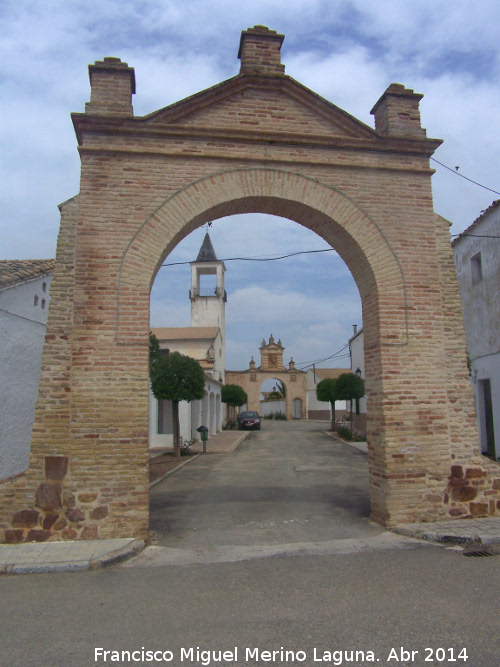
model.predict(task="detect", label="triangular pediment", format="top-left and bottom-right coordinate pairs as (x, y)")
top-left (141, 75), bottom-right (377, 141)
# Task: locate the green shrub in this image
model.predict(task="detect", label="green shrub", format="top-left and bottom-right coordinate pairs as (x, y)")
top-left (180, 437), bottom-right (195, 455)
top-left (263, 410), bottom-right (287, 420)
top-left (336, 426), bottom-right (352, 440)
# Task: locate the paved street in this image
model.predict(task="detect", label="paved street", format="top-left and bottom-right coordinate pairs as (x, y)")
top-left (148, 420), bottom-right (382, 550)
top-left (1, 421), bottom-right (499, 666)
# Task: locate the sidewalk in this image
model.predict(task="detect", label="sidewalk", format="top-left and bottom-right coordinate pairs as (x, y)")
top-left (393, 517), bottom-right (500, 546)
top-left (0, 538), bottom-right (145, 575)
top-left (190, 429), bottom-right (250, 454)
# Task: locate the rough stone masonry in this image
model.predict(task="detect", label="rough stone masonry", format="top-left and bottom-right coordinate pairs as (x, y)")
top-left (1, 25), bottom-right (499, 543)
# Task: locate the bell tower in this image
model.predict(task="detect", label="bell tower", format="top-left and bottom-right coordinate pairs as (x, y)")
top-left (190, 233), bottom-right (227, 372)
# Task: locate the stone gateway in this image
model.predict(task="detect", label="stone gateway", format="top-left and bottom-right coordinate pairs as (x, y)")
top-left (1, 26), bottom-right (499, 543)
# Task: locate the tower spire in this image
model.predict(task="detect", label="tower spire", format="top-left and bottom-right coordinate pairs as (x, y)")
top-left (196, 233), bottom-right (218, 262)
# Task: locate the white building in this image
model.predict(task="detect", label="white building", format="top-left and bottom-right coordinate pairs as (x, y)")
top-left (305, 367), bottom-right (348, 421)
top-left (0, 260), bottom-right (54, 480)
top-left (453, 200), bottom-right (500, 460)
top-left (348, 326), bottom-right (367, 436)
top-left (149, 234), bottom-right (225, 449)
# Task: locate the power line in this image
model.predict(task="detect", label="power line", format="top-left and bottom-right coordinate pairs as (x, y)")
top-left (450, 233), bottom-right (500, 239)
top-left (431, 157), bottom-right (500, 196)
top-left (297, 354), bottom-right (352, 373)
top-left (295, 344), bottom-right (350, 371)
top-left (161, 248), bottom-right (335, 267)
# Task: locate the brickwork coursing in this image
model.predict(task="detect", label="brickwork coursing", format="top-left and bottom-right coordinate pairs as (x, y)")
top-left (1, 26), bottom-right (498, 542)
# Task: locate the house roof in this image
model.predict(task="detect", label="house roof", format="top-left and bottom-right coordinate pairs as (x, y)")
top-left (0, 259), bottom-right (55, 290)
top-left (313, 368), bottom-right (350, 380)
top-left (452, 199), bottom-right (500, 247)
top-left (151, 326), bottom-right (219, 341)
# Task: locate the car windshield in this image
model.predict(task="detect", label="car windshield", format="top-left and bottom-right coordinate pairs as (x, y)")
top-left (241, 412), bottom-right (258, 418)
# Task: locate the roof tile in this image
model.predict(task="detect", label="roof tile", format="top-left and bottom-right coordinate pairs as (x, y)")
top-left (0, 259), bottom-right (55, 289)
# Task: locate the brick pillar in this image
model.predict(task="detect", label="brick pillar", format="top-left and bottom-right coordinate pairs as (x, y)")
top-left (370, 83), bottom-right (426, 137)
top-left (85, 57), bottom-right (135, 117)
top-left (238, 25), bottom-right (285, 76)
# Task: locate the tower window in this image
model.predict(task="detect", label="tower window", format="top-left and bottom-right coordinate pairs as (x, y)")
top-left (200, 273), bottom-right (217, 295)
top-left (471, 252), bottom-right (483, 284)
top-left (34, 295), bottom-right (39, 307)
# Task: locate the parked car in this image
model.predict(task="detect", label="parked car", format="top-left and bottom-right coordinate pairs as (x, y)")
top-left (238, 411), bottom-right (261, 430)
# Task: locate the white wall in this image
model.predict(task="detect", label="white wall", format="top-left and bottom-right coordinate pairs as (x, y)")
top-left (453, 204), bottom-right (500, 459)
top-left (349, 329), bottom-right (367, 415)
top-left (471, 354), bottom-right (500, 457)
top-left (0, 275), bottom-right (52, 480)
top-left (305, 368), bottom-right (347, 418)
top-left (149, 378), bottom-right (222, 450)
top-left (260, 399), bottom-right (286, 416)
top-left (454, 207), bottom-right (500, 359)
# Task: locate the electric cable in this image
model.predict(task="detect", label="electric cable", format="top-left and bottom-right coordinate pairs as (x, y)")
top-left (431, 157), bottom-right (500, 196)
top-left (161, 248), bottom-right (334, 267)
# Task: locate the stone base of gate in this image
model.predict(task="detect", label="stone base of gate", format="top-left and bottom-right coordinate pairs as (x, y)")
top-left (0, 456), bottom-right (149, 544)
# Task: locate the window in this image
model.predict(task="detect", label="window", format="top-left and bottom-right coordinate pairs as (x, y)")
top-left (41, 299), bottom-right (46, 310)
top-left (42, 282), bottom-right (47, 293)
top-left (471, 252), bottom-right (482, 284)
top-left (478, 379), bottom-right (495, 459)
top-left (34, 295), bottom-right (39, 307)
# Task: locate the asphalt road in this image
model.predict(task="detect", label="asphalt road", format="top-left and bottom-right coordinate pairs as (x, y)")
top-left (149, 420), bottom-right (381, 548)
top-left (1, 421), bottom-right (499, 666)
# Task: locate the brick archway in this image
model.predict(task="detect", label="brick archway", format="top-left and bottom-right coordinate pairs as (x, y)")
top-left (228, 368), bottom-right (308, 422)
top-left (1, 26), bottom-right (498, 544)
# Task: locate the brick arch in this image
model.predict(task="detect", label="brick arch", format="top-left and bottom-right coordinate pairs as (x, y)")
top-left (2, 26), bottom-right (496, 544)
top-left (116, 168), bottom-right (407, 349)
top-left (226, 369), bottom-right (308, 421)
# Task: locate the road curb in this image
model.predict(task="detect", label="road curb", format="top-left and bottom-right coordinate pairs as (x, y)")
top-left (89, 539), bottom-right (146, 570)
top-left (0, 538), bottom-right (146, 575)
top-left (392, 521), bottom-right (500, 546)
top-left (149, 454), bottom-right (200, 488)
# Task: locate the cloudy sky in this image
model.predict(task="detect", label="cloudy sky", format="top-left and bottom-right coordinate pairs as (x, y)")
top-left (2, 1), bottom-right (499, 370)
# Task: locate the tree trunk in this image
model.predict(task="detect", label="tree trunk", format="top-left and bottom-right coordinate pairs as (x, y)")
top-left (330, 400), bottom-right (336, 431)
top-left (172, 400), bottom-right (181, 459)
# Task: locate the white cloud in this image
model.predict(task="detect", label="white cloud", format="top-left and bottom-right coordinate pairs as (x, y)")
top-left (228, 285), bottom-right (360, 324)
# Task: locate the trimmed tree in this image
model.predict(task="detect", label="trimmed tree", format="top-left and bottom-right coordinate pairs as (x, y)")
top-left (335, 372), bottom-right (365, 433)
top-left (149, 333), bottom-right (205, 458)
top-left (221, 384), bottom-right (248, 423)
top-left (316, 378), bottom-right (340, 431)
